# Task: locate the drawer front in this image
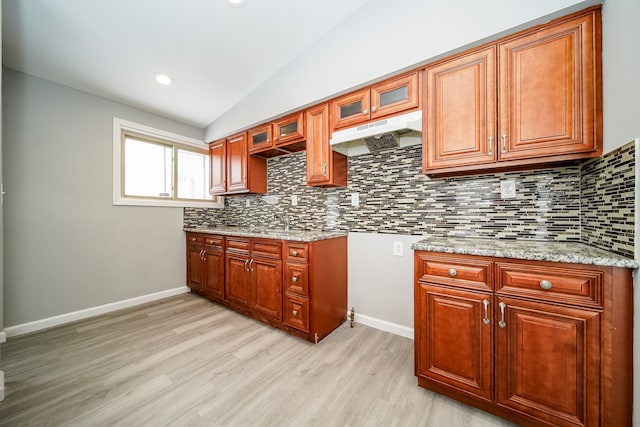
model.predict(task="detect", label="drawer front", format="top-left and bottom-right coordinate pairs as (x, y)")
top-left (251, 239), bottom-right (282, 259)
top-left (285, 242), bottom-right (309, 262)
top-left (283, 294), bottom-right (310, 332)
top-left (284, 262), bottom-right (309, 296)
top-left (187, 233), bottom-right (204, 246)
top-left (496, 262), bottom-right (603, 308)
top-left (226, 238), bottom-right (250, 253)
top-left (417, 254), bottom-right (493, 291)
top-left (204, 235), bottom-right (224, 248)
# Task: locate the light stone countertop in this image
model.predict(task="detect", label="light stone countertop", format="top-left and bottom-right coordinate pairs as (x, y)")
top-left (184, 226), bottom-right (347, 243)
top-left (411, 236), bottom-right (639, 268)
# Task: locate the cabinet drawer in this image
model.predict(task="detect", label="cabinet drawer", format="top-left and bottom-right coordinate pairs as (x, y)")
top-left (283, 294), bottom-right (310, 332)
top-left (496, 262), bottom-right (603, 308)
top-left (251, 239), bottom-right (282, 259)
top-left (187, 234), bottom-right (204, 246)
top-left (226, 238), bottom-right (250, 253)
top-left (285, 262), bottom-right (308, 296)
top-left (204, 235), bottom-right (223, 248)
top-left (285, 242), bottom-right (309, 262)
top-left (417, 254), bottom-right (493, 291)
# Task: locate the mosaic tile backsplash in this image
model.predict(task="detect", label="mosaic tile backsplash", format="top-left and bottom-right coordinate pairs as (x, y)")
top-left (580, 142), bottom-right (635, 258)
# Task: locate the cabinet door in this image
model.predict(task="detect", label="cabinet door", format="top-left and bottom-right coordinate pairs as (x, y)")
top-left (186, 245), bottom-right (204, 292)
top-left (273, 111), bottom-right (305, 146)
top-left (248, 124), bottom-right (272, 154)
top-left (306, 103), bottom-right (331, 185)
top-left (371, 72), bottom-right (419, 120)
top-left (225, 253), bottom-right (250, 307)
top-left (226, 133), bottom-right (248, 193)
top-left (495, 296), bottom-right (600, 427)
top-left (424, 48), bottom-right (497, 170)
top-left (416, 283), bottom-right (493, 401)
top-left (203, 248), bottom-right (224, 300)
top-left (209, 140), bottom-right (226, 194)
top-left (330, 88), bottom-right (370, 130)
top-left (250, 258), bottom-right (282, 321)
top-left (498, 12), bottom-right (598, 161)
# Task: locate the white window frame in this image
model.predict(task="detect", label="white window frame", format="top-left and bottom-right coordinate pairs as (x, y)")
top-left (113, 118), bottom-right (224, 208)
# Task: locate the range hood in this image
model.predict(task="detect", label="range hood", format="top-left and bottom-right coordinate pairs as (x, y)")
top-left (329, 110), bottom-right (422, 156)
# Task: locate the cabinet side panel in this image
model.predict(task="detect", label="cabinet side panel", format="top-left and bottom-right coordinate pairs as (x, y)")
top-left (309, 237), bottom-right (348, 339)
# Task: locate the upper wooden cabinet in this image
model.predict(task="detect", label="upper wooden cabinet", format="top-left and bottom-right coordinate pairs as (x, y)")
top-left (424, 8), bottom-right (601, 175)
top-left (249, 111), bottom-right (306, 158)
top-left (306, 103), bottom-right (347, 187)
top-left (330, 72), bottom-right (420, 131)
top-left (209, 132), bottom-right (267, 195)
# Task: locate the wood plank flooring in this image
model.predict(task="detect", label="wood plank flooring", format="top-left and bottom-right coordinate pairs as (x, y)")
top-left (0, 293), bottom-right (517, 426)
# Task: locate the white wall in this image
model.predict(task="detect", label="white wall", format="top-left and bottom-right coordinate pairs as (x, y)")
top-left (206, 0), bottom-right (595, 140)
top-left (2, 69), bottom-right (204, 327)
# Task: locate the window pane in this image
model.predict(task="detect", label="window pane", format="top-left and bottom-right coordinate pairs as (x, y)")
top-left (124, 137), bottom-right (173, 198)
top-left (177, 149), bottom-right (213, 200)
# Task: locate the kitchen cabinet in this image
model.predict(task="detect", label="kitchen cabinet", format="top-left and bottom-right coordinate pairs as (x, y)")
top-left (306, 103), bottom-right (347, 187)
top-left (248, 111), bottom-right (307, 158)
top-left (423, 8), bottom-right (601, 175)
top-left (330, 71), bottom-right (419, 131)
top-left (209, 132), bottom-right (267, 195)
top-left (186, 233), bottom-right (224, 301)
top-left (414, 251), bottom-right (633, 427)
top-left (186, 231), bottom-right (347, 343)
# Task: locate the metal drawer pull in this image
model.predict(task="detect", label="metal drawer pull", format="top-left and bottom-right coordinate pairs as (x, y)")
top-left (292, 309), bottom-right (298, 316)
top-left (244, 258), bottom-right (250, 271)
top-left (448, 268), bottom-right (457, 277)
top-left (498, 302), bottom-right (507, 328)
top-left (539, 280), bottom-right (553, 290)
top-left (292, 276), bottom-right (298, 283)
top-left (292, 250), bottom-right (298, 257)
top-left (249, 259), bottom-right (254, 272)
top-left (482, 299), bottom-right (490, 325)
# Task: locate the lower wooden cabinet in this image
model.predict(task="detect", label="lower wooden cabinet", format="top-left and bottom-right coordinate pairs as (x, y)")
top-left (414, 251), bottom-right (633, 427)
top-left (186, 232), bottom-right (347, 343)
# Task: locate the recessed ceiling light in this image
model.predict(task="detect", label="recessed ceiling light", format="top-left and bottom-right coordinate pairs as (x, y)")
top-left (227, 0), bottom-right (247, 7)
top-left (156, 74), bottom-right (172, 85)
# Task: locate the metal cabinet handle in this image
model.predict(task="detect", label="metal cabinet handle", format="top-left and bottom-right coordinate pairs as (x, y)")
top-left (498, 302), bottom-right (507, 328)
top-left (362, 109), bottom-right (369, 115)
top-left (482, 299), bottom-right (490, 325)
top-left (540, 280), bottom-right (553, 290)
top-left (371, 106), bottom-right (377, 113)
top-left (292, 309), bottom-right (298, 316)
top-left (200, 249), bottom-right (205, 260)
top-left (488, 136), bottom-right (494, 157)
top-left (292, 276), bottom-right (298, 283)
top-left (191, 237), bottom-right (197, 242)
top-left (292, 250), bottom-right (298, 257)
top-left (244, 258), bottom-right (250, 271)
top-left (249, 259), bottom-right (254, 272)
top-left (501, 134), bottom-right (507, 154)
top-left (448, 268), bottom-right (457, 277)
top-left (266, 138), bottom-right (270, 142)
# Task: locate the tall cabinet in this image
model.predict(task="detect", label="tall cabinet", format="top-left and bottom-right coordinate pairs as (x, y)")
top-left (306, 103), bottom-right (347, 187)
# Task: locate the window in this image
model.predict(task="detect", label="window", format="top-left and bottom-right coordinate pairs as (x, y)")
top-left (113, 118), bottom-right (223, 208)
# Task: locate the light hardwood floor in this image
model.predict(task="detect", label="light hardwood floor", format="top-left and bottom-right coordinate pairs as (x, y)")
top-left (0, 293), bottom-right (517, 426)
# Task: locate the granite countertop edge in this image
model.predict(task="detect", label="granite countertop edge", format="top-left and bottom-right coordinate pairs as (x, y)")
top-left (184, 226), bottom-right (347, 242)
top-left (411, 237), bottom-right (639, 269)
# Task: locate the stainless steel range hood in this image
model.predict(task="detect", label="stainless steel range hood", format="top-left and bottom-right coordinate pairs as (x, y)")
top-left (329, 110), bottom-right (422, 156)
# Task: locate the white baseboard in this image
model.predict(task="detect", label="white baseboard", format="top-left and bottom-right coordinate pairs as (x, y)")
top-left (353, 312), bottom-right (414, 339)
top-left (4, 287), bottom-right (190, 338)
top-left (0, 371), bottom-right (4, 401)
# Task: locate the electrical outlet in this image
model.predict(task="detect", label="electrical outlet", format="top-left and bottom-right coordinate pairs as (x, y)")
top-left (351, 193), bottom-right (360, 207)
top-left (393, 241), bottom-right (403, 256)
top-left (291, 195), bottom-right (298, 206)
top-left (500, 180), bottom-right (516, 199)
